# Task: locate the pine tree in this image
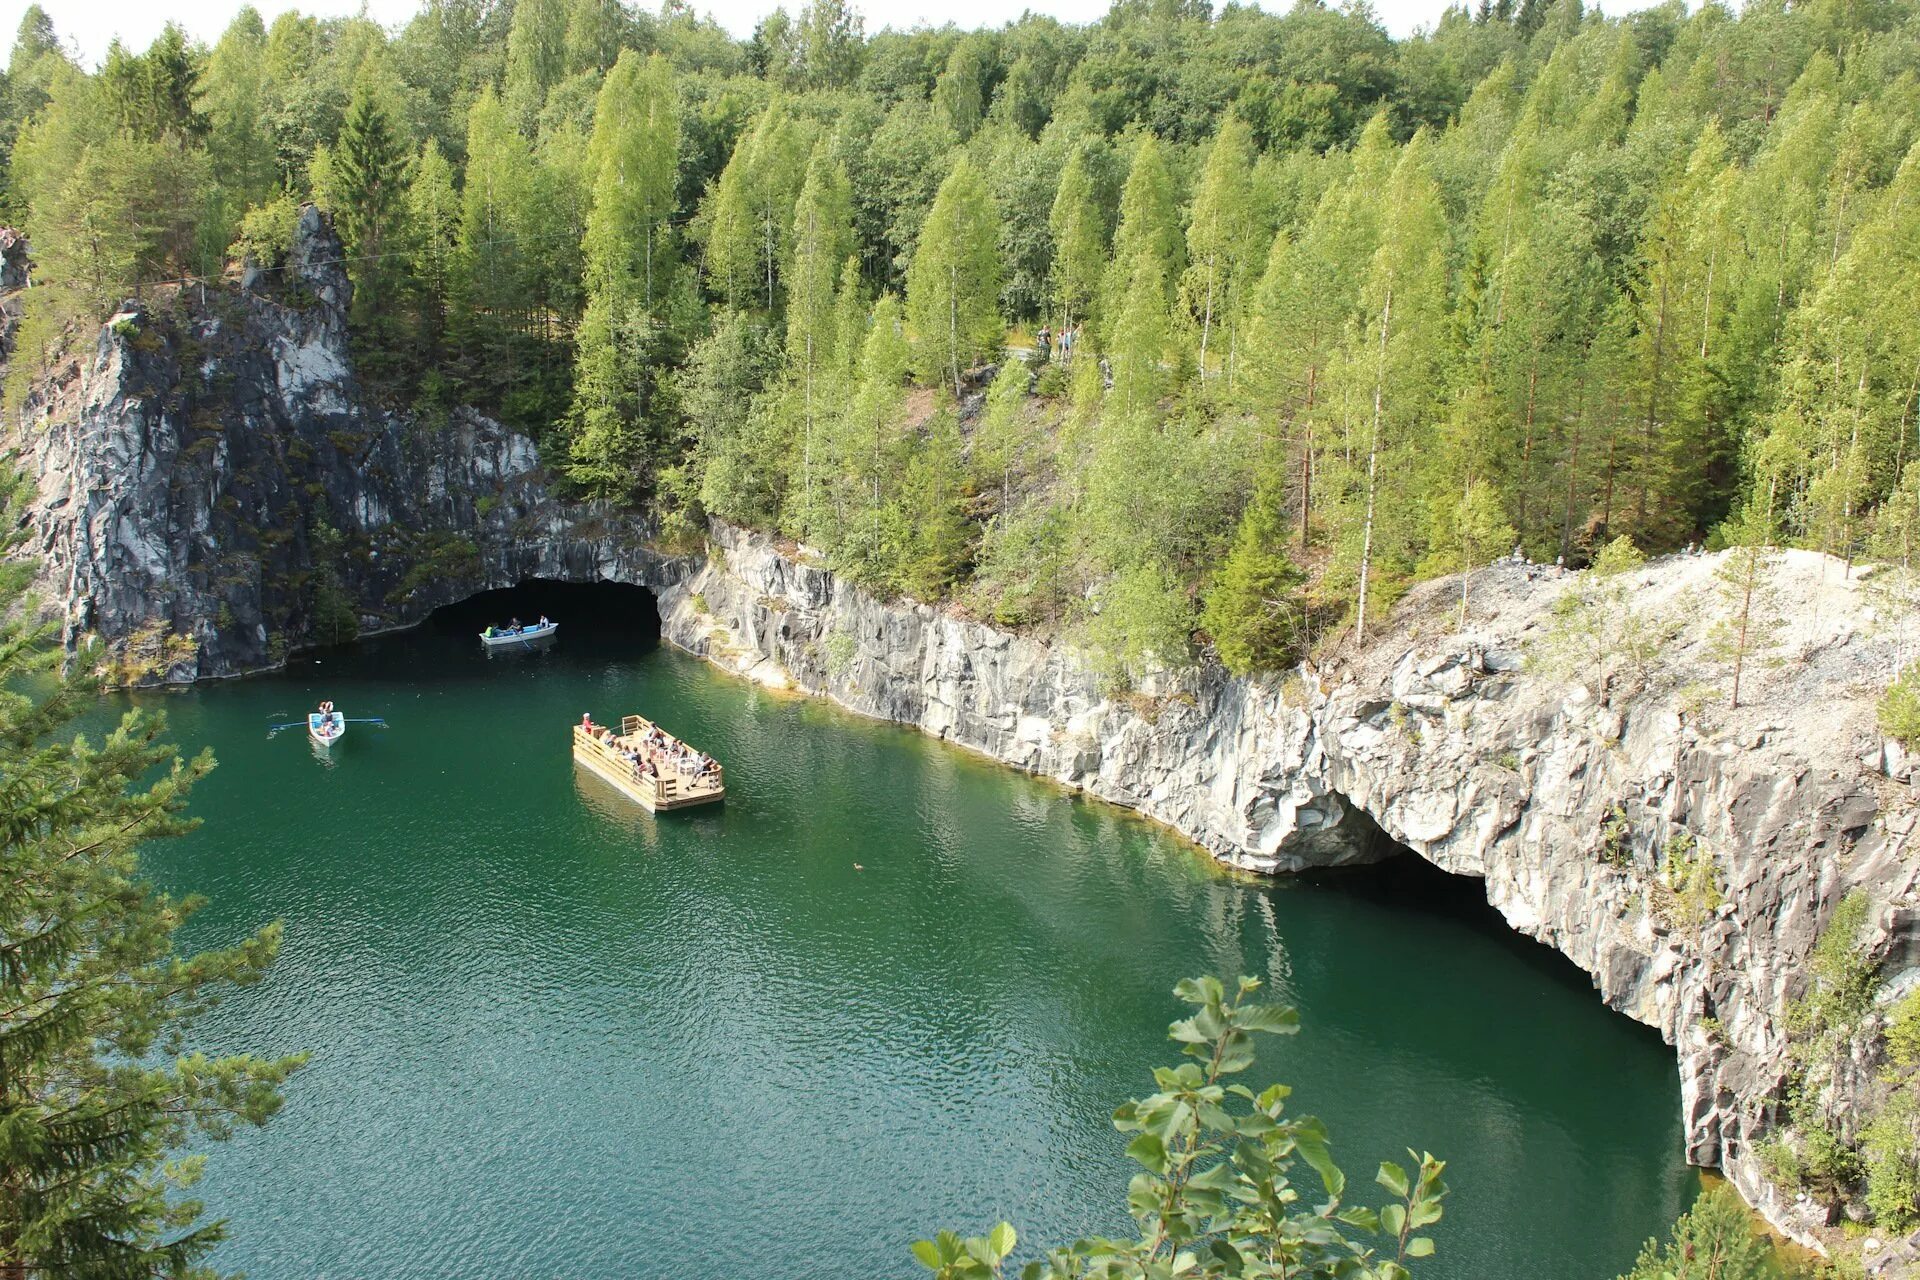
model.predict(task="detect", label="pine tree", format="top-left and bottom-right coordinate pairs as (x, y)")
top-left (0, 476), bottom-right (305, 1277)
top-left (1203, 477), bottom-right (1308, 675)
top-left (905, 155), bottom-right (1002, 397)
top-left (198, 9), bottom-right (276, 212)
top-left (407, 139), bottom-right (460, 373)
top-left (452, 86), bottom-right (539, 404)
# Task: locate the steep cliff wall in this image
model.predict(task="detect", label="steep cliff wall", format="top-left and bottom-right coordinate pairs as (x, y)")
top-left (6, 207), bottom-right (691, 681)
top-left (12, 211), bottom-right (1920, 1268)
top-left (658, 522), bottom-right (1920, 1265)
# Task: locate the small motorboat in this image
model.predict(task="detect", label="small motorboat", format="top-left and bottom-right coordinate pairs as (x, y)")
top-left (480, 619), bottom-right (559, 649)
top-left (308, 709), bottom-right (345, 748)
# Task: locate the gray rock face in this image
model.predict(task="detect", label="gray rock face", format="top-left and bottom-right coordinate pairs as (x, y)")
top-left (9, 207), bottom-right (691, 681)
top-left (659, 523), bottom-right (1920, 1262)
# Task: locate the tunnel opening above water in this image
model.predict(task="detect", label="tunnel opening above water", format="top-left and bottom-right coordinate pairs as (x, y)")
top-left (1300, 835), bottom-right (1671, 1051)
top-left (425, 578), bottom-right (661, 644)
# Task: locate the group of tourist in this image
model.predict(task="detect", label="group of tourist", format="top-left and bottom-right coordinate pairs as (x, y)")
top-left (483, 615), bottom-right (551, 639)
top-left (580, 714), bottom-right (721, 790)
top-left (1033, 324), bottom-right (1078, 364)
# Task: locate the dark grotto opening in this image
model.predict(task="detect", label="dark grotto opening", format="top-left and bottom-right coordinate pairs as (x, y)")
top-left (281, 579), bottom-right (662, 683)
top-left (423, 579), bottom-right (662, 645)
top-left (1300, 837), bottom-right (1673, 1053)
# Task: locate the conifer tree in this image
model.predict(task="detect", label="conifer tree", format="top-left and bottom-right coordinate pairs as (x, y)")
top-left (1183, 111), bottom-right (1257, 384)
top-left (198, 9), bottom-right (276, 213)
top-left (333, 71), bottom-right (412, 383)
top-left (1099, 134), bottom-right (1181, 343)
top-left (452, 86), bottom-right (539, 402)
top-left (569, 50), bottom-right (683, 495)
top-left (1048, 148), bottom-right (1104, 330)
top-left (786, 148), bottom-right (855, 531)
top-left (905, 155), bottom-right (1001, 397)
top-left (407, 139), bottom-right (461, 372)
top-left (0, 477), bottom-right (304, 1277)
top-left (1203, 477), bottom-right (1308, 675)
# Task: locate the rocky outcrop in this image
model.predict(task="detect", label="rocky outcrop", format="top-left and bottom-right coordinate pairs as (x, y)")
top-left (8, 207), bottom-right (693, 681)
top-left (659, 523), bottom-right (1920, 1267)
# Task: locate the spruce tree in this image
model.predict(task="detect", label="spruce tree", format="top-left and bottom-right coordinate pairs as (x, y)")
top-left (333, 71), bottom-right (412, 384)
top-left (0, 477), bottom-right (304, 1277)
top-left (1203, 477), bottom-right (1309, 675)
top-left (407, 139), bottom-right (461, 375)
top-left (786, 148), bottom-right (855, 532)
top-left (1099, 135), bottom-right (1182, 344)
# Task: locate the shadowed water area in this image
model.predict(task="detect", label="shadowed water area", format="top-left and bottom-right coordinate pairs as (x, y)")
top-left (127, 583), bottom-right (1692, 1279)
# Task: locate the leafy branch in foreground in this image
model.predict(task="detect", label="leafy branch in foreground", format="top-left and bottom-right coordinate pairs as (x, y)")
top-left (914, 975), bottom-right (1448, 1280)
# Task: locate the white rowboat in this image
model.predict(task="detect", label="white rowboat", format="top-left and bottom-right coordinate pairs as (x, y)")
top-left (308, 711), bottom-right (345, 748)
top-left (480, 621), bottom-right (559, 648)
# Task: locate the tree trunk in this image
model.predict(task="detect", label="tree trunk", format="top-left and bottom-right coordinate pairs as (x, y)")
top-left (1198, 260), bottom-right (1214, 381)
top-left (1357, 287), bottom-right (1392, 647)
top-left (948, 262), bottom-right (962, 400)
top-left (1731, 550), bottom-right (1755, 710)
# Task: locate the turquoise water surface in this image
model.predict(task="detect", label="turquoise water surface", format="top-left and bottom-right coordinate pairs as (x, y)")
top-left (130, 584), bottom-right (1691, 1279)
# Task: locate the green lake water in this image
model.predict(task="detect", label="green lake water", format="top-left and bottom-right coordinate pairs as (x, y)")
top-left (128, 583), bottom-right (1692, 1279)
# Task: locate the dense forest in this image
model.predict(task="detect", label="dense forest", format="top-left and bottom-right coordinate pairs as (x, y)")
top-left (4, 0), bottom-right (1920, 681)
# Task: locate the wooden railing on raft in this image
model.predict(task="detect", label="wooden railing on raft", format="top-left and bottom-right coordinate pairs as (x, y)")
top-left (571, 714), bottom-right (724, 812)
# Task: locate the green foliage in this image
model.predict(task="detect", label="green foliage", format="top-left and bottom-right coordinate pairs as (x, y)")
top-left (309, 513), bottom-right (360, 647)
top-left (915, 976), bottom-right (1449, 1280)
top-left (231, 193), bottom-right (301, 269)
top-left (1768, 891), bottom-right (1880, 1210)
top-left (1204, 478), bottom-right (1309, 676)
top-left (905, 155), bottom-right (1002, 395)
top-left (1653, 831), bottom-right (1723, 929)
top-left (0, 473), bottom-right (304, 1276)
top-left (1537, 538), bottom-right (1675, 683)
top-left (17, 0), bottom-right (1920, 691)
top-left (1878, 666), bottom-right (1920, 749)
top-left (1614, 1185), bottom-right (1772, 1280)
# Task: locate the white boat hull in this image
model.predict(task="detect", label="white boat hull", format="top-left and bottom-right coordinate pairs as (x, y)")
top-left (308, 712), bottom-right (345, 748)
top-left (480, 622), bottom-right (559, 648)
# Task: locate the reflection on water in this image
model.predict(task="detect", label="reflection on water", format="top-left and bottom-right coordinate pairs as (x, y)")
top-left (131, 590), bottom-right (1690, 1280)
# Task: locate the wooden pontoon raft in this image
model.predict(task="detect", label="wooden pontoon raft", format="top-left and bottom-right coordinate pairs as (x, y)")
top-left (572, 713), bottom-right (725, 812)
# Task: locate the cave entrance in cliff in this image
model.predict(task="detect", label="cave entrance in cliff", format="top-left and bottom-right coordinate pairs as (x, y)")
top-left (1305, 848), bottom-right (1672, 1051)
top-left (424, 579), bottom-right (661, 649)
